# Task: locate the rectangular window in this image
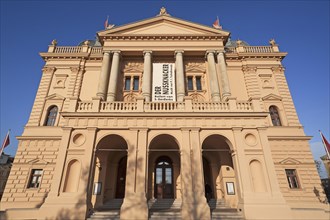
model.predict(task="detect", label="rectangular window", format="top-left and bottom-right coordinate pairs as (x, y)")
top-left (187, 77), bottom-right (193, 90)
top-left (28, 169), bottom-right (43, 188)
top-left (133, 76), bottom-right (139, 91)
top-left (196, 76), bottom-right (202, 91)
top-left (124, 77), bottom-right (131, 90)
top-left (285, 169), bottom-right (300, 189)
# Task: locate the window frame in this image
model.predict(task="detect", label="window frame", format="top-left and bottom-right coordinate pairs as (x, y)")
top-left (269, 105), bottom-right (282, 126)
top-left (28, 169), bottom-right (43, 189)
top-left (186, 73), bottom-right (204, 92)
top-left (44, 105), bottom-right (58, 126)
top-left (285, 169), bottom-right (300, 189)
top-left (123, 74), bottom-right (141, 92)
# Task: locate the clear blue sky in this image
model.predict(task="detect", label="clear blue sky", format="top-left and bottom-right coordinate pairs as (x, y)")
top-left (0, 0), bottom-right (329, 174)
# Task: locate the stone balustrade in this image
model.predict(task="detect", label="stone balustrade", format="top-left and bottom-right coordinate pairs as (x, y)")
top-left (54, 46), bottom-right (83, 53)
top-left (226, 46), bottom-right (274, 53)
top-left (74, 98), bottom-right (260, 113)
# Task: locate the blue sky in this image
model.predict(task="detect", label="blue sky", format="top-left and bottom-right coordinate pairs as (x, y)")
top-left (0, 1), bottom-right (329, 175)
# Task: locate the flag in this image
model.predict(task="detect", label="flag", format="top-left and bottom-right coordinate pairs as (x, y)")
top-left (213, 16), bottom-right (222, 29)
top-left (104, 16), bottom-right (109, 29)
top-left (320, 131), bottom-right (330, 159)
top-left (0, 130), bottom-right (10, 156)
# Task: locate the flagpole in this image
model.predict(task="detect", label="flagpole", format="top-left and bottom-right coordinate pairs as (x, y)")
top-left (319, 130), bottom-right (330, 160)
top-left (0, 129), bottom-right (10, 156)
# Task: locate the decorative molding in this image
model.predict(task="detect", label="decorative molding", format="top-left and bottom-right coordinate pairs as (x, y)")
top-left (45, 93), bottom-right (66, 101)
top-left (27, 158), bottom-right (50, 165)
top-left (262, 93), bottom-right (282, 101)
top-left (123, 62), bottom-right (143, 72)
top-left (185, 62), bottom-right (205, 72)
top-left (278, 157), bottom-right (301, 165)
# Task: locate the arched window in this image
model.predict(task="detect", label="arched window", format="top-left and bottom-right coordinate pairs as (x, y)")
top-left (269, 105), bottom-right (281, 126)
top-left (45, 106), bottom-right (58, 126)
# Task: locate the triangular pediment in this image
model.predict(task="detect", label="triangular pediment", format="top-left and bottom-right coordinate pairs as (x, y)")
top-left (45, 93), bottom-right (65, 101)
top-left (279, 157), bottom-right (301, 165)
top-left (262, 93), bottom-right (282, 101)
top-left (98, 15), bottom-right (230, 37)
top-left (27, 158), bottom-right (49, 165)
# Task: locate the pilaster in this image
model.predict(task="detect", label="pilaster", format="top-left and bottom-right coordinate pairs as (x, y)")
top-left (120, 128), bottom-right (149, 220)
top-left (27, 67), bottom-right (56, 126)
top-left (272, 66), bottom-right (301, 126)
top-left (242, 65), bottom-right (261, 99)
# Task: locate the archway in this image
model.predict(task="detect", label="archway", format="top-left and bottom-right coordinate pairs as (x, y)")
top-left (148, 134), bottom-right (180, 200)
top-left (202, 135), bottom-right (237, 206)
top-left (92, 134), bottom-right (128, 208)
top-left (154, 156), bottom-right (173, 198)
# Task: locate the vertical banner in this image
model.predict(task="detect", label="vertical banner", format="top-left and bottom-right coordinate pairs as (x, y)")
top-left (152, 63), bottom-right (176, 102)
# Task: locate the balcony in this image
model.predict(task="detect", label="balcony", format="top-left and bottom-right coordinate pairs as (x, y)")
top-left (72, 97), bottom-right (261, 113)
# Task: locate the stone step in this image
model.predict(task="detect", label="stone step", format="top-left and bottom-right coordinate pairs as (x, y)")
top-left (148, 199), bottom-right (182, 210)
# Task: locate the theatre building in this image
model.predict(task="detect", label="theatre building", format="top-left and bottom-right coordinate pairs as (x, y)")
top-left (0, 8), bottom-right (329, 220)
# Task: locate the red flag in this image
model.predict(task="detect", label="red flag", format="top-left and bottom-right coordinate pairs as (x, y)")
top-left (0, 131), bottom-right (10, 155)
top-left (320, 131), bottom-right (330, 159)
top-left (104, 16), bottom-right (109, 29)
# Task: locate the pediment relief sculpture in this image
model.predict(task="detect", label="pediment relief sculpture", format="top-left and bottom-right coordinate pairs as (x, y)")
top-left (185, 62), bottom-right (206, 72)
top-left (123, 62), bottom-right (143, 72)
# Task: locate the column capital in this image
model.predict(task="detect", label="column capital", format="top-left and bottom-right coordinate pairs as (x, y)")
top-left (205, 50), bottom-right (216, 57)
top-left (216, 50), bottom-right (225, 56)
top-left (174, 50), bottom-right (184, 56)
top-left (111, 50), bottom-right (121, 55)
top-left (143, 50), bottom-right (152, 56)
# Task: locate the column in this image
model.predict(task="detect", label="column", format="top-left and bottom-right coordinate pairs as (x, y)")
top-left (206, 51), bottom-right (221, 102)
top-left (175, 51), bottom-right (185, 102)
top-left (96, 52), bottom-right (111, 100)
top-left (217, 51), bottom-right (231, 98)
top-left (142, 51), bottom-right (152, 101)
top-left (107, 51), bottom-right (121, 101)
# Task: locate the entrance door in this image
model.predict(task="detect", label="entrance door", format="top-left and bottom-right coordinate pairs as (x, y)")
top-left (115, 156), bottom-right (127, 198)
top-left (203, 157), bottom-right (214, 200)
top-left (154, 157), bottom-right (173, 199)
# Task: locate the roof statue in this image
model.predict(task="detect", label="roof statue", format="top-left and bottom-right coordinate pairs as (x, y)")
top-left (269, 38), bottom-right (277, 46)
top-left (51, 39), bottom-right (57, 46)
top-left (158, 7), bottom-right (170, 16)
top-left (104, 16), bottom-right (115, 30)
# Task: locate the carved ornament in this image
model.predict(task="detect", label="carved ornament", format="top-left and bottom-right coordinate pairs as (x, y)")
top-left (242, 66), bottom-right (257, 73)
top-left (185, 62), bottom-right (206, 72)
top-left (42, 67), bottom-right (56, 74)
top-left (123, 62), bottom-right (143, 72)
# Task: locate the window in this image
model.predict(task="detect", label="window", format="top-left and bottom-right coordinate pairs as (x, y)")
top-left (196, 76), bottom-right (202, 91)
top-left (187, 77), bottom-right (193, 90)
top-left (28, 169), bottom-right (43, 188)
top-left (285, 169), bottom-right (300, 189)
top-left (133, 76), bottom-right (139, 91)
top-left (186, 75), bottom-right (203, 91)
top-left (269, 105), bottom-right (281, 126)
top-left (124, 77), bottom-right (131, 90)
top-left (124, 75), bottom-right (140, 91)
top-left (45, 106), bottom-right (58, 126)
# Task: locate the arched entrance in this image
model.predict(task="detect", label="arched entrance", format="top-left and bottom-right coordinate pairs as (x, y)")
top-left (202, 135), bottom-right (237, 207)
top-left (115, 156), bottom-right (127, 198)
top-left (154, 156), bottom-right (173, 199)
top-left (92, 134), bottom-right (128, 208)
top-left (148, 134), bottom-right (180, 200)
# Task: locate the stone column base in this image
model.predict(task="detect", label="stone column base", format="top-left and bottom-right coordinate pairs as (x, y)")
top-left (120, 196), bottom-right (148, 220)
top-left (182, 200), bottom-right (211, 220)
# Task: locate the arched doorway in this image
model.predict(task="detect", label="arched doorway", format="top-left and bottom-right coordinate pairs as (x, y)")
top-left (154, 156), bottom-right (173, 199)
top-left (148, 134), bottom-right (180, 200)
top-left (92, 134), bottom-right (128, 208)
top-left (115, 156), bottom-right (127, 198)
top-left (202, 135), bottom-right (237, 207)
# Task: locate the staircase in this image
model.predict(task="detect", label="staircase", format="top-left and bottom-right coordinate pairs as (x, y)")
top-left (208, 199), bottom-right (244, 220)
top-left (148, 199), bottom-right (182, 220)
top-left (87, 199), bottom-right (123, 220)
